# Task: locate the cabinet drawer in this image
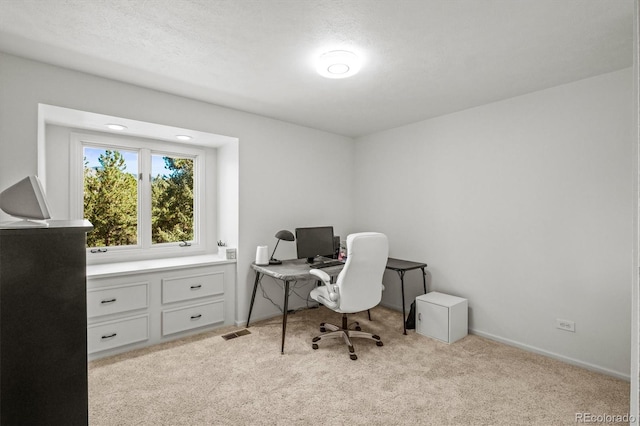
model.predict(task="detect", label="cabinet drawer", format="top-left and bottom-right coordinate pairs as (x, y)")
top-left (87, 282), bottom-right (149, 318)
top-left (162, 300), bottom-right (224, 336)
top-left (88, 315), bottom-right (149, 354)
top-left (162, 272), bottom-right (224, 304)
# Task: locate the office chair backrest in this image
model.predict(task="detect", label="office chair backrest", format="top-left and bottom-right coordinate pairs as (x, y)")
top-left (335, 232), bottom-right (388, 312)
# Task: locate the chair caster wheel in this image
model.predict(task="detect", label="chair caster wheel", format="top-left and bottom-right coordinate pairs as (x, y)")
top-left (312, 344), bottom-right (318, 350)
top-left (320, 327), bottom-right (326, 332)
top-left (312, 336), bottom-right (321, 343)
top-left (350, 354), bottom-right (357, 360)
top-left (355, 326), bottom-right (361, 331)
top-left (376, 341), bottom-right (384, 347)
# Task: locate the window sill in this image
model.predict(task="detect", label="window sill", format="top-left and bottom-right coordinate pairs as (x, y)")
top-left (86, 254), bottom-right (236, 279)
top-left (86, 242), bottom-right (208, 266)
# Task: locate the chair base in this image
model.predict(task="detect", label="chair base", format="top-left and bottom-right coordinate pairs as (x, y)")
top-left (311, 313), bottom-right (383, 360)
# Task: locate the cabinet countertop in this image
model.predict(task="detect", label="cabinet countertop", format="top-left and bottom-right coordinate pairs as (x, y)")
top-left (0, 219), bottom-right (93, 233)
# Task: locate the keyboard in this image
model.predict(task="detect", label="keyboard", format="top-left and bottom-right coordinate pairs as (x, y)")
top-left (310, 260), bottom-right (344, 269)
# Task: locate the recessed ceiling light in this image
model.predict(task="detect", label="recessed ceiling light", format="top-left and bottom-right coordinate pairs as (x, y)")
top-left (176, 135), bottom-right (192, 141)
top-left (317, 50), bottom-right (361, 79)
top-left (106, 123), bottom-right (127, 131)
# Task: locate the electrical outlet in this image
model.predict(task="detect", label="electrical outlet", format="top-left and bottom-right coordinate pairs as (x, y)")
top-left (556, 319), bottom-right (575, 332)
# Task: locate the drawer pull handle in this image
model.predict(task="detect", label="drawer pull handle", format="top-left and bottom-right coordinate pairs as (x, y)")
top-left (190, 284), bottom-right (202, 290)
top-left (190, 314), bottom-right (202, 320)
top-left (101, 333), bottom-right (117, 339)
top-left (101, 298), bottom-right (117, 304)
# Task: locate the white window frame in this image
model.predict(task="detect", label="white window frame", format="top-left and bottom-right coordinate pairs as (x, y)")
top-left (70, 132), bottom-right (207, 262)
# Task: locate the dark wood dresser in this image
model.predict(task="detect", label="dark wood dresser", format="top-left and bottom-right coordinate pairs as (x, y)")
top-left (0, 220), bottom-right (92, 425)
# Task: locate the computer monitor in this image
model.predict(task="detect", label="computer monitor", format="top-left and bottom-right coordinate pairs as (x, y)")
top-left (295, 226), bottom-right (335, 263)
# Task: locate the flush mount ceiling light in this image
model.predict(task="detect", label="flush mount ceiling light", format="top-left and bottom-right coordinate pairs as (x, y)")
top-left (105, 123), bottom-right (127, 131)
top-left (316, 50), bottom-right (361, 79)
top-left (176, 135), bottom-right (192, 141)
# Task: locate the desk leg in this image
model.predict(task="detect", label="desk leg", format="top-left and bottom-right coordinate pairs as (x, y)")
top-left (246, 272), bottom-right (261, 328)
top-left (281, 280), bottom-right (291, 354)
top-left (399, 270), bottom-right (407, 335)
top-left (421, 267), bottom-right (427, 294)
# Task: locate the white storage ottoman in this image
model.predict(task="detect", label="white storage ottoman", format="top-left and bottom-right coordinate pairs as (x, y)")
top-left (415, 292), bottom-right (468, 343)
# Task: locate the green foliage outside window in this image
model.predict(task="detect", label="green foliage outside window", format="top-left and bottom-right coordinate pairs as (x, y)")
top-left (84, 150), bottom-right (194, 248)
top-left (84, 150), bottom-right (138, 247)
top-left (151, 156), bottom-right (194, 244)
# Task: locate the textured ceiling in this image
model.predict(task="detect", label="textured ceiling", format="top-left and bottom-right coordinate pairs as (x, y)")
top-left (0, 0), bottom-right (634, 137)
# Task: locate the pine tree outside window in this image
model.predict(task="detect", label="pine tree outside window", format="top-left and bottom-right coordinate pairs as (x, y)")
top-left (84, 148), bottom-right (139, 247)
top-left (151, 155), bottom-right (194, 244)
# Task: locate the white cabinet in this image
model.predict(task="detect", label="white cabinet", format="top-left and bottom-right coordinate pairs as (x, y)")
top-left (87, 256), bottom-right (236, 359)
top-left (88, 315), bottom-right (149, 353)
top-left (415, 292), bottom-right (468, 343)
top-left (162, 300), bottom-right (224, 336)
top-left (87, 281), bottom-right (149, 318)
top-left (161, 271), bottom-right (224, 304)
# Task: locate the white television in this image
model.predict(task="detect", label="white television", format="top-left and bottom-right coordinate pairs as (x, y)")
top-left (0, 175), bottom-right (51, 228)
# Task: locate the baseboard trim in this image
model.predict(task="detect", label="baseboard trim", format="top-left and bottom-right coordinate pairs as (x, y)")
top-left (381, 301), bottom-right (629, 381)
top-left (470, 328), bottom-right (630, 382)
top-left (380, 301), bottom-right (403, 312)
top-left (235, 306), bottom-right (317, 328)
top-left (239, 303), bottom-right (630, 381)
top-left (235, 313), bottom-right (272, 328)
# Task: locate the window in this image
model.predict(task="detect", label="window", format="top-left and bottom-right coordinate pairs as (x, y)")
top-left (71, 132), bottom-right (206, 260)
top-left (150, 154), bottom-right (194, 244)
top-left (84, 147), bottom-right (139, 247)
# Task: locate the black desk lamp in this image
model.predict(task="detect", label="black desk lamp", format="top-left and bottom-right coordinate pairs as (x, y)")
top-left (269, 230), bottom-right (295, 265)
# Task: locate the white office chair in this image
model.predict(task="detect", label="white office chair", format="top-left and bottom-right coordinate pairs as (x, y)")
top-left (309, 232), bottom-right (389, 360)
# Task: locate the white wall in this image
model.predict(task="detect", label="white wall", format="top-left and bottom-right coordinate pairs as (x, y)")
top-left (0, 52), bottom-right (354, 326)
top-left (354, 68), bottom-right (634, 378)
top-left (632, 1), bottom-right (640, 416)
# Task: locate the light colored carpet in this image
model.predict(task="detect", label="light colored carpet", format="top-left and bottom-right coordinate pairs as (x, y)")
top-left (88, 306), bottom-right (629, 425)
